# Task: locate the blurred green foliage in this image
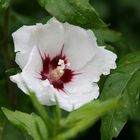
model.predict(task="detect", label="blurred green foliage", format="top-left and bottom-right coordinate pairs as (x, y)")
top-left (2, 94), bottom-right (119, 140)
top-left (0, 0), bottom-right (140, 140)
top-left (101, 52), bottom-right (140, 140)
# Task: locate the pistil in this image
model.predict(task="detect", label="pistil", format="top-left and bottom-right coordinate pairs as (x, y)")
top-left (50, 59), bottom-right (70, 79)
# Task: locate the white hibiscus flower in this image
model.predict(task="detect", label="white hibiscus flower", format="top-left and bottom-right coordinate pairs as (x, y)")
top-left (10, 18), bottom-right (117, 112)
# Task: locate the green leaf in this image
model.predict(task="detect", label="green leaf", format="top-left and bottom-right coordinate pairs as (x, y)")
top-left (94, 29), bottom-right (130, 58)
top-left (29, 92), bottom-right (54, 137)
top-left (2, 107), bottom-right (48, 140)
top-left (0, 0), bottom-right (10, 10)
top-left (52, 97), bottom-right (119, 140)
top-left (37, 0), bottom-right (107, 29)
top-left (1, 121), bottom-right (31, 140)
top-left (5, 67), bottom-right (21, 75)
top-left (100, 52), bottom-right (140, 140)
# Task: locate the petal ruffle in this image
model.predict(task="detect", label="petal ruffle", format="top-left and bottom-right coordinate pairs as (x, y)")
top-left (10, 45), bottom-right (56, 105)
top-left (10, 73), bottom-right (28, 94)
top-left (63, 23), bottom-right (97, 70)
top-left (10, 73), bottom-right (56, 106)
top-left (55, 79), bottom-right (99, 111)
top-left (13, 18), bottom-right (99, 71)
top-left (13, 18), bottom-right (64, 68)
top-left (78, 47), bottom-right (117, 82)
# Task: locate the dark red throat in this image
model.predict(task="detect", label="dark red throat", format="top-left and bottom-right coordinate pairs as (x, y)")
top-left (40, 49), bottom-right (75, 91)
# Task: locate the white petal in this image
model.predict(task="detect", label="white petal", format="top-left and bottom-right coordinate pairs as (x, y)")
top-left (12, 25), bottom-right (35, 68)
top-left (87, 29), bottom-right (98, 46)
top-left (10, 45), bottom-right (56, 105)
top-left (11, 45), bottom-right (100, 111)
top-left (78, 47), bottom-right (117, 82)
top-left (55, 79), bottom-right (99, 112)
top-left (13, 18), bottom-right (64, 68)
top-left (34, 18), bottom-right (64, 58)
top-left (34, 80), bottom-right (56, 106)
top-left (69, 83), bottom-right (99, 110)
top-left (11, 44), bottom-right (56, 105)
top-left (21, 46), bottom-right (57, 105)
top-left (10, 74), bottom-right (28, 94)
top-left (63, 23), bottom-right (97, 70)
top-left (13, 18), bottom-right (98, 70)
top-left (21, 46), bottom-right (50, 100)
top-left (22, 46), bottom-right (42, 78)
top-left (10, 73), bottom-right (56, 105)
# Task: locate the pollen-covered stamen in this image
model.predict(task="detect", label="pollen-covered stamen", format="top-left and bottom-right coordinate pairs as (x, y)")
top-left (58, 59), bottom-right (70, 72)
top-left (40, 51), bottom-right (74, 90)
top-left (57, 59), bottom-right (65, 74)
top-left (50, 59), bottom-right (70, 79)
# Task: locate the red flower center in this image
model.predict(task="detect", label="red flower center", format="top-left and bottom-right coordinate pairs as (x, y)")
top-left (40, 49), bottom-right (75, 91)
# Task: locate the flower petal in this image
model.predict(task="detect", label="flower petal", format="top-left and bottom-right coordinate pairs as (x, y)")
top-left (78, 47), bottom-right (117, 82)
top-left (10, 45), bottom-right (43, 93)
top-left (13, 18), bottom-right (64, 68)
top-left (10, 45), bottom-right (56, 105)
top-left (21, 46), bottom-right (57, 105)
top-left (10, 74), bottom-right (28, 94)
top-left (10, 73), bottom-right (56, 106)
top-left (22, 46), bottom-right (42, 78)
top-left (55, 79), bottom-right (99, 112)
top-left (63, 23), bottom-right (97, 70)
top-left (13, 25), bottom-right (35, 68)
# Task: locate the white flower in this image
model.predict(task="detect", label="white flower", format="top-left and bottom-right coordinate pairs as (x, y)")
top-left (10, 18), bottom-right (117, 112)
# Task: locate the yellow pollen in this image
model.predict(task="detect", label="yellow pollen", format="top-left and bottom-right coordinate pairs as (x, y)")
top-left (51, 68), bottom-right (64, 79)
top-left (50, 59), bottom-right (70, 79)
